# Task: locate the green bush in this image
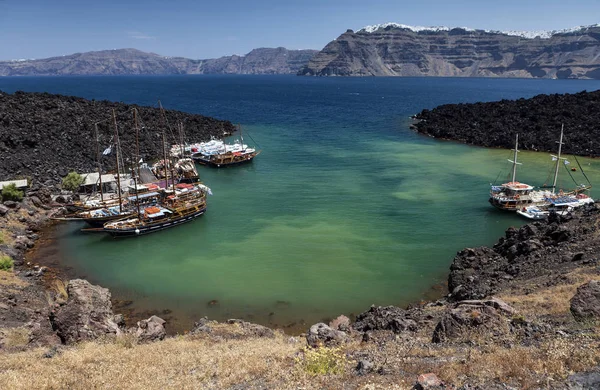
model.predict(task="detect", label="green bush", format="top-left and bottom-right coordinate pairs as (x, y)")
top-left (62, 172), bottom-right (84, 192)
top-left (1, 183), bottom-right (23, 202)
top-left (0, 255), bottom-right (14, 271)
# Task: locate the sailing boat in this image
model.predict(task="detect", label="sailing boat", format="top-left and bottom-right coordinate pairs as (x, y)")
top-left (191, 125), bottom-right (261, 167)
top-left (516, 126), bottom-right (594, 219)
top-left (489, 134), bottom-right (550, 211)
top-left (101, 110), bottom-right (211, 237)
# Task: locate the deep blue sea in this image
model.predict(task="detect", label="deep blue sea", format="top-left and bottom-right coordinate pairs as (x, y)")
top-left (2, 75), bottom-right (600, 332)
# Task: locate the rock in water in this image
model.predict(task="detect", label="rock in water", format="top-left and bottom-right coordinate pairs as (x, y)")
top-left (50, 279), bottom-right (121, 344)
top-left (570, 280), bottom-right (600, 321)
top-left (306, 323), bottom-right (348, 348)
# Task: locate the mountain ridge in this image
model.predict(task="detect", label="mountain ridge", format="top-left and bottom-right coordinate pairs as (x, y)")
top-left (0, 47), bottom-right (318, 76)
top-left (300, 23), bottom-right (600, 78)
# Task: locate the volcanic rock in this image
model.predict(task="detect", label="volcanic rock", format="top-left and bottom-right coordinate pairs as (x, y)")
top-left (413, 90), bottom-right (600, 157)
top-left (570, 280), bottom-right (600, 321)
top-left (50, 279), bottom-right (122, 344)
top-left (353, 305), bottom-right (418, 333)
top-left (432, 298), bottom-right (516, 343)
top-left (0, 90), bottom-right (236, 183)
top-left (306, 323), bottom-right (348, 348)
top-left (135, 315), bottom-right (166, 343)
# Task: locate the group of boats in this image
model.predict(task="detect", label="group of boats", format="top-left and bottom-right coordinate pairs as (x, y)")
top-left (53, 109), bottom-right (260, 238)
top-left (489, 126), bottom-right (594, 220)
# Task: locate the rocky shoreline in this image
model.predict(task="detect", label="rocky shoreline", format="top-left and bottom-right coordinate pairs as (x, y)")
top-left (412, 90), bottom-right (600, 157)
top-left (2, 185), bottom-right (600, 387)
top-left (0, 90), bottom-right (236, 183)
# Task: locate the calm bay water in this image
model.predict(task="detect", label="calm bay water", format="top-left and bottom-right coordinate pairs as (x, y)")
top-left (2, 75), bottom-right (600, 332)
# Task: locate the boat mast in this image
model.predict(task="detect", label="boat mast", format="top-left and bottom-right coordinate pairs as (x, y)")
top-left (509, 134), bottom-right (520, 182)
top-left (158, 101), bottom-right (173, 192)
top-left (133, 109), bottom-right (142, 220)
top-left (94, 123), bottom-right (104, 202)
top-left (551, 124), bottom-right (565, 194)
top-left (112, 109), bottom-right (123, 213)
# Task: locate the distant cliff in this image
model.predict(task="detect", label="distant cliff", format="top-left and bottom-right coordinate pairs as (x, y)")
top-left (299, 23), bottom-right (600, 79)
top-left (0, 48), bottom-right (318, 76)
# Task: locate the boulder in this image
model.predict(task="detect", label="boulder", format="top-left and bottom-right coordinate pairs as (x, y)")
top-left (329, 315), bottom-right (351, 332)
top-left (570, 280), bottom-right (600, 321)
top-left (50, 279), bottom-right (121, 344)
top-left (306, 323), bottom-right (347, 348)
top-left (432, 298), bottom-right (515, 343)
top-left (356, 359), bottom-right (374, 376)
top-left (3, 200), bottom-right (17, 209)
top-left (353, 305), bottom-right (418, 333)
top-left (414, 373), bottom-right (444, 390)
top-left (135, 315), bottom-right (166, 343)
top-left (191, 317), bottom-right (274, 339)
top-left (0, 204), bottom-right (8, 216)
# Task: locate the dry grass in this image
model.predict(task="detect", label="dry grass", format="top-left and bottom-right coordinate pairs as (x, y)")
top-left (1, 327), bottom-right (31, 348)
top-left (0, 269), bottom-right (27, 288)
top-left (52, 279), bottom-right (69, 300)
top-left (499, 267), bottom-right (599, 318)
top-left (0, 334), bottom-right (309, 389)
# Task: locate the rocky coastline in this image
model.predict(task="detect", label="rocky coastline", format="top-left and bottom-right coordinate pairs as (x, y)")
top-left (0, 90), bottom-right (236, 184)
top-left (412, 90), bottom-right (600, 157)
top-left (2, 181), bottom-right (600, 387)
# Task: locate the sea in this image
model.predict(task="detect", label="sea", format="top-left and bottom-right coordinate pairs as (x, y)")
top-left (2, 75), bottom-right (600, 332)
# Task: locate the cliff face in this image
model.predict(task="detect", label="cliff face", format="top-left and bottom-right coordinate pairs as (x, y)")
top-left (0, 48), bottom-right (318, 76)
top-left (299, 25), bottom-right (600, 79)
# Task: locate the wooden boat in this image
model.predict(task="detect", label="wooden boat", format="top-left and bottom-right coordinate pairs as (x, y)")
top-left (490, 127), bottom-right (593, 212)
top-left (101, 186), bottom-right (208, 237)
top-left (193, 149), bottom-right (261, 167)
top-left (191, 125), bottom-right (261, 168)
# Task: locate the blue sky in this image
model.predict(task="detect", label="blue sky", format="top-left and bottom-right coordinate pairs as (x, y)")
top-left (1, 0), bottom-right (599, 60)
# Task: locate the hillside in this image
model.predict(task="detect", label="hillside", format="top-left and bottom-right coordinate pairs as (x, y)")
top-left (299, 23), bottom-right (600, 78)
top-left (0, 48), bottom-right (318, 76)
top-left (0, 90), bottom-right (235, 182)
top-left (412, 89), bottom-right (600, 156)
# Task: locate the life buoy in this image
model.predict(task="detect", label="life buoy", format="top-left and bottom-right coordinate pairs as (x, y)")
top-left (515, 195), bottom-right (520, 200)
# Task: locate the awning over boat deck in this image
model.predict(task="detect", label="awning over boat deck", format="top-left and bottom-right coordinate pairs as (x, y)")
top-left (546, 196), bottom-right (579, 206)
top-left (127, 192), bottom-right (159, 201)
top-left (146, 209), bottom-right (172, 218)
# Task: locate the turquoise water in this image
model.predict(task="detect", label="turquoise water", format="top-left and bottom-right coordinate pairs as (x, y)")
top-left (3, 76), bottom-right (600, 331)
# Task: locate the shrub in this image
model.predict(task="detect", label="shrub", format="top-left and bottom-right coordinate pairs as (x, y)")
top-left (0, 255), bottom-right (14, 271)
top-left (62, 172), bottom-right (84, 192)
top-left (296, 346), bottom-right (348, 375)
top-left (1, 183), bottom-right (23, 202)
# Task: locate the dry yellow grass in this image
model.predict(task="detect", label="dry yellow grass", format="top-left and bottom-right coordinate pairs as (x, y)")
top-left (499, 267), bottom-right (599, 318)
top-left (0, 269), bottom-right (27, 288)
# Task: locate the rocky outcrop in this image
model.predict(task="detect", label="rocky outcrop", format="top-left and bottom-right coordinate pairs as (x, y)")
top-left (135, 315), bottom-right (166, 343)
top-left (570, 280), bottom-right (600, 321)
top-left (0, 90), bottom-right (235, 183)
top-left (300, 24), bottom-right (600, 78)
top-left (50, 279), bottom-right (122, 344)
top-left (431, 298), bottom-right (516, 343)
top-left (353, 305), bottom-right (418, 333)
top-left (306, 323), bottom-right (348, 348)
top-left (191, 317), bottom-right (275, 339)
top-left (0, 47), bottom-right (318, 76)
top-left (413, 90), bottom-right (600, 157)
top-left (448, 205), bottom-right (600, 302)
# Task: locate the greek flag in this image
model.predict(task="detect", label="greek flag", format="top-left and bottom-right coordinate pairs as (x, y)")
top-left (551, 156), bottom-right (558, 161)
top-left (102, 146), bottom-right (112, 156)
top-left (564, 160), bottom-right (570, 165)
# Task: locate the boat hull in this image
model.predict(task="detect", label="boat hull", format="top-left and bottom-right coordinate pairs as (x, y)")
top-left (192, 155), bottom-right (256, 168)
top-left (104, 207), bottom-right (206, 237)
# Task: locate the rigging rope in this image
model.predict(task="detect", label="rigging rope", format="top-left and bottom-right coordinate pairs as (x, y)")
top-left (575, 155), bottom-right (593, 186)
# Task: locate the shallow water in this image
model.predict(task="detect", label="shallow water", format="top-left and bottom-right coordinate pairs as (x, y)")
top-left (3, 76), bottom-right (600, 332)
